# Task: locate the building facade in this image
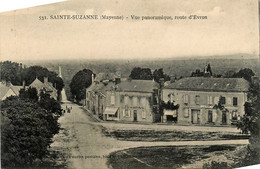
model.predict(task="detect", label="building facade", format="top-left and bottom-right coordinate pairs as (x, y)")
top-left (162, 77), bottom-right (249, 125)
top-left (103, 80), bottom-right (160, 122)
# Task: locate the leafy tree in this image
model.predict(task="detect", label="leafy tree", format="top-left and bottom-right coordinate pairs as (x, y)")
top-left (22, 66), bottom-right (64, 91)
top-left (236, 82), bottom-right (260, 165)
top-left (129, 67), bottom-right (153, 80)
top-left (69, 69), bottom-right (93, 102)
top-left (223, 70), bottom-right (236, 78)
top-left (153, 68), bottom-right (170, 83)
top-left (233, 68), bottom-right (255, 82)
top-left (0, 61), bottom-right (23, 85)
top-left (1, 96), bottom-right (56, 166)
top-left (19, 87), bottom-right (39, 101)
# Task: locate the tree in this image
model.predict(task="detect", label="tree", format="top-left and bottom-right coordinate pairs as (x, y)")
top-left (0, 61), bottom-right (23, 85)
top-left (19, 87), bottom-right (39, 101)
top-left (69, 69), bottom-right (93, 102)
top-left (233, 68), bottom-right (255, 82)
top-left (236, 82), bottom-right (260, 166)
top-left (22, 66), bottom-right (64, 91)
top-left (129, 67), bottom-right (153, 80)
top-left (153, 68), bottom-right (170, 83)
top-left (1, 96), bottom-right (57, 166)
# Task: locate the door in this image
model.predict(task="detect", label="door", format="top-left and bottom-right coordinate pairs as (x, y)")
top-left (191, 110), bottom-right (200, 124)
top-left (133, 110), bottom-right (137, 122)
top-left (222, 111), bottom-right (227, 124)
top-left (208, 110), bottom-right (213, 123)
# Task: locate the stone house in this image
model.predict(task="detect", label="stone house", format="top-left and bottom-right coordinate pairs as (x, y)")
top-left (29, 77), bottom-right (58, 100)
top-left (85, 73), bottom-right (120, 119)
top-left (161, 77), bottom-right (249, 125)
top-left (103, 79), bottom-right (160, 122)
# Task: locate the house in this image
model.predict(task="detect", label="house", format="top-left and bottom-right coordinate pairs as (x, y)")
top-left (85, 73), bottom-right (121, 119)
top-left (161, 77), bottom-right (250, 125)
top-left (0, 81), bottom-right (24, 100)
top-left (29, 77), bottom-right (58, 100)
top-left (103, 79), bottom-right (160, 122)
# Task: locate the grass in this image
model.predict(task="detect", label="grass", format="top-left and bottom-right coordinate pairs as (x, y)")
top-left (107, 145), bottom-right (244, 169)
top-left (102, 129), bottom-right (250, 142)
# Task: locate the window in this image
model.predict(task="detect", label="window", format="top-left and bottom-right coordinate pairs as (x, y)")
top-left (111, 93), bottom-right (115, 105)
top-left (184, 109), bottom-right (189, 117)
top-left (120, 95), bottom-right (124, 103)
top-left (184, 95), bottom-right (189, 104)
top-left (232, 111), bottom-right (238, 120)
top-left (123, 109), bottom-right (125, 117)
top-left (220, 97), bottom-right (226, 105)
top-left (207, 96), bottom-right (213, 105)
top-left (195, 95), bottom-right (200, 105)
top-left (125, 106), bottom-right (130, 117)
top-left (233, 97), bottom-right (238, 106)
top-left (142, 110), bottom-right (146, 119)
top-left (124, 96), bottom-right (129, 105)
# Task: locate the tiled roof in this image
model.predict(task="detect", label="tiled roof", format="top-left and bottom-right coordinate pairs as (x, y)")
top-left (116, 80), bottom-right (159, 93)
top-left (164, 77), bottom-right (249, 92)
top-left (29, 78), bottom-right (55, 92)
top-left (10, 86), bottom-right (23, 95)
top-left (0, 86), bottom-right (12, 99)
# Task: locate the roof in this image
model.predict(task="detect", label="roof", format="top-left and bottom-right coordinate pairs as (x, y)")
top-left (0, 86), bottom-right (12, 99)
top-left (164, 77), bottom-right (250, 92)
top-left (87, 81), bottom-right (116, 96)
top-left (29, 78), bottom-right (55, 92)
top-left (10, 85), bottom-right (23, 95)
top-left (116, 80), bottom-right (159, 93)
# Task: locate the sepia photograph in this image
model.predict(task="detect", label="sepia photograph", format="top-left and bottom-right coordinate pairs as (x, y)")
top-left (0, 0), bottom-right (260, 168)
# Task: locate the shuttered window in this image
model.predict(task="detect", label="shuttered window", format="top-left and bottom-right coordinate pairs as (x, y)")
top-left (184, 109), bottom-right (189, 117)
top-left (195, 95), bottom-right (200, 105)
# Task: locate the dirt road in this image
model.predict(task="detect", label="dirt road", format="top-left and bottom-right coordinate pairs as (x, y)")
top-left (50, 100), bottom-right (249, 169)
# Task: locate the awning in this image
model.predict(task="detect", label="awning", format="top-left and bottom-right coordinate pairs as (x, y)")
top-left (164, 110), bottom-right (177, 117)
top-left (103, 107), bottom-right (118, 115)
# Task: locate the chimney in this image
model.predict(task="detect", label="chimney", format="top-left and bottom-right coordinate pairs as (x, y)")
top-left (44, 77), bottom-right (48, 84)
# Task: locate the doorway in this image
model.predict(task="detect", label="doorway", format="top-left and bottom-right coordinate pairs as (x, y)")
top-left (208, 110), bottom-right (213, 123)
top-left (191, 110), bottom-right (200, 124)
top-left (133, 110), bottom-right (137, 122)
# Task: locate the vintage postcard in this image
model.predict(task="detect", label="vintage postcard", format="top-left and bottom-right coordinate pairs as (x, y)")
top-left (0, 0), bottom-right (259, 168)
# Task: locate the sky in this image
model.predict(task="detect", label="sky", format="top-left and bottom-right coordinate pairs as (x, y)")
top-left (0, 0), bottom-right (259, 61)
